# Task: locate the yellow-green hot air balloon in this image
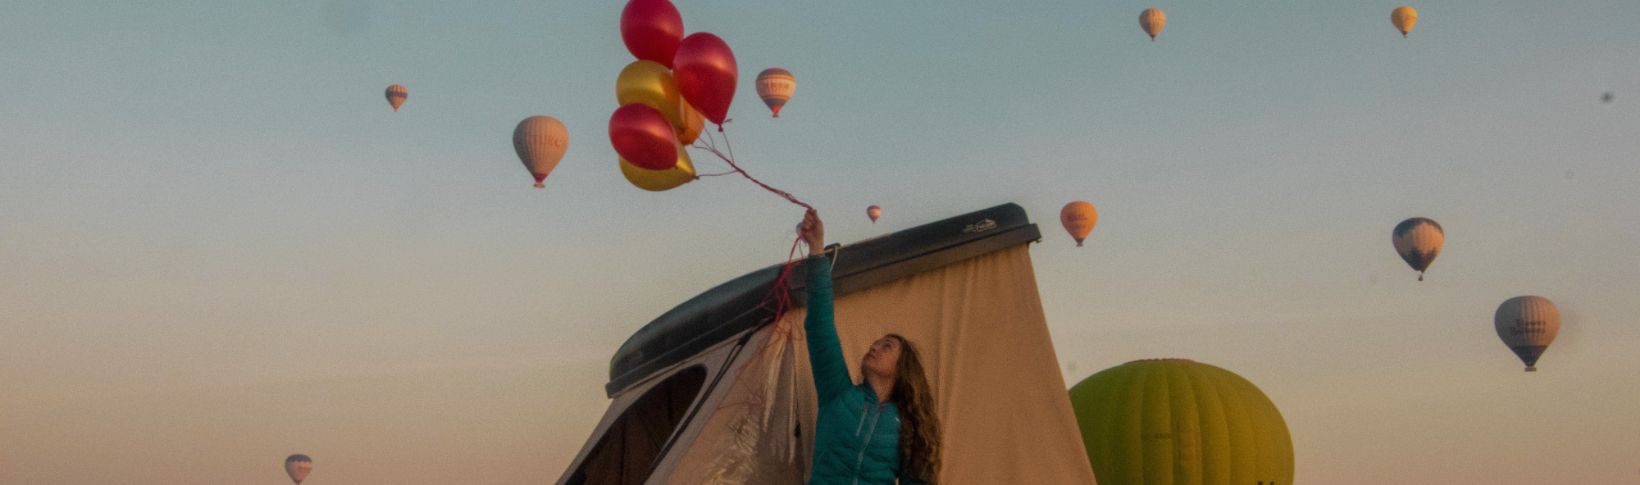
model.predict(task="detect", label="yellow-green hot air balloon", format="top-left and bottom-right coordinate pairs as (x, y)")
top-left (755, 68), bottom-right (796, 117)
top-left (1140, 8), bottom-right (1166, 41)
top-left (514, 116), bottom-right (569, 189)
top-left (1392, 6), bottom-right (1418, 38)
top-left (1069, 359), bottom-right (1293, 485)
top-left (1495, 296), bottom-right (1560, 372)
top-left (385, 84), bottom-right (407, 111)
top-left (1392, 217), bottom-right (1443, 281)
top-left (284, 454), bottom-right (313, 484)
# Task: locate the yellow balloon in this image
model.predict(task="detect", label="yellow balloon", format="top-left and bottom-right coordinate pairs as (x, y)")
top-left (616, 60), bottom-right (688, 133)
top-left (679, 98), bottom-right (705, 145)
top-left (1392, 6), bottom-right (1418, 37)
top-left (619, 143), bottom-right (696, 192)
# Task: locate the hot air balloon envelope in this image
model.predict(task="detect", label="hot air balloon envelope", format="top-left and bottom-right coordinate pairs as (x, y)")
top-left (1060, 201), bottom-right (1098, 247)
top-left (1392, 6), bottom-right (1418, 37)
top-left (385, 84), bottom-right (408, 111)
top-left (1392, 217), bottom-right (1443, 280)
top-left (755, 68), bottom-right (796, 117)
top-left (284, 454), bottom-right (313, 484)
top-left (1139, 8), bottom-right (1166, 40)
top-left (1070, 359), bottom-right (1294, 485)
top-left (514, 116), bottom-right (570, 188)
top-left (1495, 296), bottom-right (1560, 372)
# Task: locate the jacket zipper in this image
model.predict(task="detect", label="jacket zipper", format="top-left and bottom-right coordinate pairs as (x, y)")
top-left (853, 403), bottom-right (885, 485)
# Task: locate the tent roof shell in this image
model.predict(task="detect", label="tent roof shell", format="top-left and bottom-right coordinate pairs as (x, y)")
top-left (605, 203), bottom-right (1041, 396)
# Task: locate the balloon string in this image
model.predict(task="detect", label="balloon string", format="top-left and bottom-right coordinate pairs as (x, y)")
top-left (688, 126), bottom-right (822, 419)
top-left (692, 128), bottom-right (814, 212)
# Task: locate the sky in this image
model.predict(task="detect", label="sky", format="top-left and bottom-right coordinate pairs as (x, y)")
top-left (3, 1), bottom-right (1638, 483)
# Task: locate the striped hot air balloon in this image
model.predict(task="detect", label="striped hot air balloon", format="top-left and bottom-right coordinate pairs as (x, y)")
top-left (514, 116), bottom-right (570, 188)
top-left (1392, 217), bottom-right (1444, 281)
top-left (385, 84), bottom-right (408, 111)
top-left (1495, 296), bottom-right (1560, 372)
top-left (867, 204), bottom-right (882, 223)
top-left (284, 454), bottom-right (313, 484)
top-left (755, 68), bottom-right (796, 118)
top-left (1139, 8), bottom-right (1166, 41)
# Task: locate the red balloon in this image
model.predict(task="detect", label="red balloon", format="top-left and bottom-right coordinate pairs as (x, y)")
top-left (609, 104), bottom-right (680, 170)
top-left (620, 0), bottom-right (683, 68)
top-left (673, 32), bottom-right (738, 126)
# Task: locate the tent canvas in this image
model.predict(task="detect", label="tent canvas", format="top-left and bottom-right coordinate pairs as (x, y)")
top-left (559, 204), bottom-right (1097, 484)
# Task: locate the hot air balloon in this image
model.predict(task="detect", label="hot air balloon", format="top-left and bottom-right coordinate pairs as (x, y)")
top-left (1070, 359), bottom-right (1293, 485)
top-left (1601, 92), bottom-right (1614, 103)
top-left (514, 116), bottom-right (570, 189)
top-left (284, 454), bottom-right (313, 484)
top-left (1392, 217), bottom-right (1443, 281)
top-left (1060, 201), bottom-right (1098, 247)
top-left (1391, 6), bottom-right (1418, 38)
top-left (1495, 296), bottom-right (1560, 372)
top-left (755, 68), bottom-right (796, 118)
top-left (867, 205), bottom-right (882, 224)
top-left (385, 84), bottom-right (408, 111)
top-left (1139, 8), bottom-right (1166, 41)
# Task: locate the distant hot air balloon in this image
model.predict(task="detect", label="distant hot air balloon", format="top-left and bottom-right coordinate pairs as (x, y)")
top-left (1495, 296), bottom-right (1560, 372)
top-left (1070, 359), bottom-right (1294, 485)
top-left (867, 205), bottom-right (882, 223)
top-left (755, 68), bottom-right (796, 118)
top-left (1060, 201), bottom-right (1098, 247)
top-left (284, 454), bottom-right (313, 484)
top-left (514, 116), bottom-right (570, 189)
top-left (1391, 6), bottom-right (1418, 38)
top-left (1601, 92), bottom-right (1614, 103)
top-left (1392, 217), bottom-right (1443, 281)
top-left (385, 84), bottom-right (408, 112)
top-left (1139, 8), bottom-right (1166, 41)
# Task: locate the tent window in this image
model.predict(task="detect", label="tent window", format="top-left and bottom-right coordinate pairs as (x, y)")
top-left (566, 365), bottom-right (707, 485)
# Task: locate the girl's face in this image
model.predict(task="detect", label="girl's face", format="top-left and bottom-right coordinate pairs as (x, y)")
top-left (862, 335), bottom-right (903, 379)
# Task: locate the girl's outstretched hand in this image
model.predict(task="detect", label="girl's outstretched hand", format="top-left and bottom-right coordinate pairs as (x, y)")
top-left (799, 209), bottom-right (825, 257)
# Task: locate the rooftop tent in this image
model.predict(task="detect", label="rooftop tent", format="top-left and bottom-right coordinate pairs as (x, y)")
top-left (558, 203), bottom-right (1098, 484)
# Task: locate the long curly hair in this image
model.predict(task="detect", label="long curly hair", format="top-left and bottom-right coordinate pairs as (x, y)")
top-left (886, 334), bottom-right (941, 483)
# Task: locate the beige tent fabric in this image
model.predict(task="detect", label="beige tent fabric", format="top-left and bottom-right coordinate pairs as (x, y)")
top-left (661, 245), bottom-right (1097, 484)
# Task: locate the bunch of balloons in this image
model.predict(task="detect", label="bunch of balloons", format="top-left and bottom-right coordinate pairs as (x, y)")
top-left (608, 0), bottom-right (742, 192)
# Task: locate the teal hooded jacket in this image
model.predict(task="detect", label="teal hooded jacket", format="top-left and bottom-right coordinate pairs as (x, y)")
top-left (804, 255), bottom-right (925, 485)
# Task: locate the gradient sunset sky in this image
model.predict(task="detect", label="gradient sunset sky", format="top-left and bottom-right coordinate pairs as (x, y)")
top-left (4, 1), bottom-right (1639, 483)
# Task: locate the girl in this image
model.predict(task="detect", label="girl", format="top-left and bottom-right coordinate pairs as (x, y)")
top-left (799, 210), bottom-right (941, 484)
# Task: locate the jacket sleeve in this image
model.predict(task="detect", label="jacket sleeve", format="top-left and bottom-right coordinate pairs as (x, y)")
top-left (804, 254), bottom-right (852, 403)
